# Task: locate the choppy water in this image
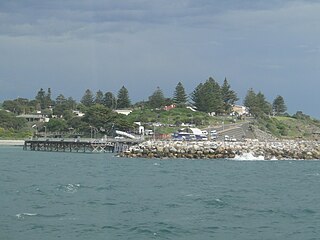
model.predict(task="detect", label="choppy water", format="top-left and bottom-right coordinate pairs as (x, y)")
top-left (1, 146), bottom-right (320, 240)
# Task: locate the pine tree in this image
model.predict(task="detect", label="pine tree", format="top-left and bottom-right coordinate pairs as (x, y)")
top-left (80, 89), bottom-right (94, 107)
top-left (173, 82), bottom-right (187, 106)
top-left (117, 86), bottom-right (131, 109)
top-left (103, 92), bottom-right (117, 109)
top-left (95, 90), bottom-right (104, 105)
top-left (272, 95), bottom-right (287, 115)
top-left (190, 83), bottom-right (205, 111)
top-left (244, 88), bottom-right (257, 116)
top-left (220, 78), bottom-right (239, 113)
top-left (244, 89), bottom-right (271, 117)
top-left (148, 87), bottom-right (165, 109)
top-left (190, 77), bottom-right (224, 114)
top-left (35, 88), bottom-right (46, 109)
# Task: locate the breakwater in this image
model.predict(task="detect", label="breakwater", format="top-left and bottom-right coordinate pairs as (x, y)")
top-left (118, 140), bottom-right (320, 160)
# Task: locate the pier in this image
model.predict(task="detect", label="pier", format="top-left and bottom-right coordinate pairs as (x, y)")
top-left (23, 138), bottom-right (143, 153)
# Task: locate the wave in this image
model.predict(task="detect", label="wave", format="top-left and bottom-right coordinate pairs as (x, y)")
top-left (15, 213), bottom-right (38, 219)
top-left (231, 152), bottom-right (271, 161)
top-left (57, 183), bottom-right (81, 193)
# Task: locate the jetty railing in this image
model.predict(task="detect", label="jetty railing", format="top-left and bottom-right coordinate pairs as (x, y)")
top-left (23, 138), bottom-right (143, 153)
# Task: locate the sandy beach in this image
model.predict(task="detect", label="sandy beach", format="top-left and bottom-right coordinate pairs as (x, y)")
top-left (0, 140), bottom-right (25, 146)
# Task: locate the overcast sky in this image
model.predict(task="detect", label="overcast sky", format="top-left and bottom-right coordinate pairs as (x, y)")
top-left (1, 0), bottom-right (319, 117)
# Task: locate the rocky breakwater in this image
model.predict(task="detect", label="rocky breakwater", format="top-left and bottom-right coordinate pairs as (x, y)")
top-left (118, 140), bottom-right (320, 160)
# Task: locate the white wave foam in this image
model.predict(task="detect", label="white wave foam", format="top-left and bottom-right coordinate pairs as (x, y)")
top-left (16, 213), bottom-right (38, 219)
top-left (57, 183), bottom-right (81, 193)
top-left (232, 152), bottom-right (267, 161)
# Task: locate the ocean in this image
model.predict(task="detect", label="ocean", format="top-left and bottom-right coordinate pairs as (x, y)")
top-left (1, 146), bottom-right (320, 240)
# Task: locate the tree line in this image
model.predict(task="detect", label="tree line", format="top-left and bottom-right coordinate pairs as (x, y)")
top-left (1, 76), bottom-right (288, 135)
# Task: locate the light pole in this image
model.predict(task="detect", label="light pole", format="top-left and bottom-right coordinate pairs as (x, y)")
top-left (44, 126), bottom-right (47, 139)
top-left (90, 126), bottom-right (93, 140)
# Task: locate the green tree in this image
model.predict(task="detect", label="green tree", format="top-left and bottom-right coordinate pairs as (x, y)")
top-left (2, 100), bottom-right (24, 114)
top-left (103, 92), bottom-right (117, 109)
top-left (148, 87), bottom-right (165, 109)
top-left (35, 88), bottom-right (46, 109)
top-left (95, 90), bottom-right (104, 105)
top-left (117, 86), bottom-right (131, 109)
top-left (0, 110), bottom-right (27, 130)
top-left (45, 118), bottom-right (67, 132)
top-left (272, 95), bottom-right (287, 115)
top-left (191, 77), bottom-right (223, 114)
top-left (80, 89), bottom-right (94, 107)
top-left (244, 89), bottom-right (271, 117)
top-left (82, 104), bottom-right (118, 134)
top-left (54, 94), bottom-right (76, 118)
top-left (220, 78), bottom-right (239, 113)
top-left (256, 92), bottom-right (272, 116)
top-left (173, 82), bottom-right (187, 106)
top-left (244, 88), bottom-right (257, 116)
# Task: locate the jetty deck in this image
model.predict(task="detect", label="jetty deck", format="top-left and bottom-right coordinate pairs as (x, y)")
top-left (23, 138), bottom-right (143, 153)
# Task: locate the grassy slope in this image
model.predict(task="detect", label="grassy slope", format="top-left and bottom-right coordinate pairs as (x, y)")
top-left (256, 116), bottom-right (320, 139)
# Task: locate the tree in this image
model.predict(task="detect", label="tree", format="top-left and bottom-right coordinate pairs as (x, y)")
top-left (95, 90), bottom-right (104, 105)
top-left (220, 78), bottom-right (239, 113)
top-left (148, 87), bottom-right (165, 109)
top-left (80, 89), bottom-right (94, 107)
top-left (35, 88), bottom-right (46, 109)
top-left (256, 92), bottom-right (272, 116)
top-left (173, 82), bottom-right (187, 106)
top-left (117, 86), bottom-right (131, 109)
top-left (45, 118), bottom-right (67, 132)
top-left (244, 88), bottom-right (257, 115)
top-left (82, 104), bottom-right (119, 135)
top-left (244, 88), bottom-right (271, 117)
top-left (272, 95), bottom-right (287, 116)
top-left (103, 92), bottom-right (117, 109)
top-left (45, 88), bottom-right (53, 107)
top-left (0, 110), bottom-right (27, 130)
top-left (190, 77), bottom-right (223, 114)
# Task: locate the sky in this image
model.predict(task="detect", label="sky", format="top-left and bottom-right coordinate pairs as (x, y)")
top-left (0, 0), bottom-right (320, 117)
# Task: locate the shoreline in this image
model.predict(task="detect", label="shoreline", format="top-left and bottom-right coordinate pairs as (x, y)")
top-left (118, 139), bottom-right (320, 160)
top-left (0, 140), bottom-right (25, 146)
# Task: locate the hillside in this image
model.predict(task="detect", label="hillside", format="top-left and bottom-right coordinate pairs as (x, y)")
top-left (249, 115), bottom-right (320, 141)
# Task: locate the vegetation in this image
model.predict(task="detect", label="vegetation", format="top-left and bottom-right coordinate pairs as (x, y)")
top-left (0, 74), bottom-right (318, 140)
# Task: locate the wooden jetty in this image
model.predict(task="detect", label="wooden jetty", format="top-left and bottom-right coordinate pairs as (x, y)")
top-left (23, 138), bottom-right (143, 153)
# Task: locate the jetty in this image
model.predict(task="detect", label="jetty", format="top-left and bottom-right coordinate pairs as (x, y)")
top-left (23, 138), bottom-right (143, 153)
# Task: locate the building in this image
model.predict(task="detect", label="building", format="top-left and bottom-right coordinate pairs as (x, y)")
top-left (232, 105), bottom-right (249, 116)
top-left (114, 109), bottom-right (133, 116)
top-left (16, 114), bottom-right (49, 122)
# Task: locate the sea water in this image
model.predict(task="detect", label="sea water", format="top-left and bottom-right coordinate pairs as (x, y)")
top-left (1, 146), bottom-right (320, 240)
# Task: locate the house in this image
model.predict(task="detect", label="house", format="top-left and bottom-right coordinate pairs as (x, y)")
top-left (72, 110), bottom-right (85, 117)
top-left (163, 104), bottom-right (176, 111)
top-left (114, 109), bottom-right (133, 116)
top-left (232, 105), bottom-right (249, 116)
top-left (17, 114), bottom-right (49, 122)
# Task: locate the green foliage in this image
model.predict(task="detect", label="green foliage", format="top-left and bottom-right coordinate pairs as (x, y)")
top-left (2, 98), bottom-right (36, 114)
top-left (0, 127), bottom-right (32, 139)
top-left (95, 90), bottom-right (104, 105)
top-left (0, 110), bottom-right (27, 130)
top-left (173, 82), bottom-right (187, 106)
top-left (80, 89), bottom-right (94, 107)
top-left (191, 77), bottom-right (224, 114)
top-left (54, 94), bottom-right (76, 117)
top-left (35, 88), bottom-right (53, 109)
top-left (103, 92), bottom-right (117, 109)
top-left (244, 89), bottom-right (271, 117)
top-left (272, 95), bottom-right (287, 115)
top-left (117, 86), bottom-right (131, 109)
top-left (45, 118), bottom-right (68, 132)
top-left (220, 78), bottom-right (239, 113)
top-left (148, 87), bottom-right (166, 109)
